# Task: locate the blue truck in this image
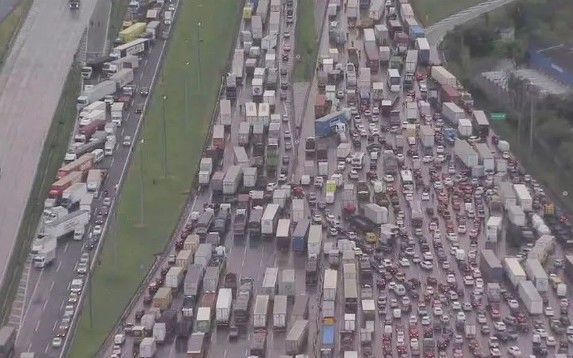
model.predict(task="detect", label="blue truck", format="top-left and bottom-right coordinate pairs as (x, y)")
top-left (292, 219), bottom-right (310, 254)
top-left (320, 320), bottom-right (335, 357)
top-left (314, 111), bottom-right (348, 138)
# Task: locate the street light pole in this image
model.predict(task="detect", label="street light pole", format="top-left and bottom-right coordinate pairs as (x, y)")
top-left (196, 22), bottom-right (202, 91)
top-left (162, 96), bottom-right (168, 177)
top-left (139, 139), bottom-right (145, 226)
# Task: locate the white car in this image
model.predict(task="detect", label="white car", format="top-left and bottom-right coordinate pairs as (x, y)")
top-left (420, 260), bottom-right (433, 270)
top-left (493, 321), bottom-right (506, 332)
top-left (92, 225), bottom-right (103, 236)
top-left (405, 193), bottom-right (413, 201)
top-left (348, 170), bottom-right (359, 180)
top-left (421, 192), bottom-right (430, 201)
top-left (490, 348), bottom-right (501, 357)
top-left (463, 276), bottom-right (474, 286)
top-left (421, 316), bottom-right (431, 326)
top-left (546, 336), bottom-right (556, 346)
top-left (52, 337), bottom-right (63, 348)
top-left (457, 225), bottom-right (466, 234)
top-left (423, 155), bottom-right (433, 163)
top-left (433, 306), bottom-right (443, 316)
top-left (544, 306), bottom-right (554, 317)
top-left (122, 135), bottom-right (132, 147)
top-left (477, 314), bottom-right (487, 324)
top-left (64, 305), bottom-right (75, 317)
top-left (337, 161), bottom-right (346, 171)
top-left (507, 346), bottom-right (521, 357)
top-left (436, 146), bottom-right (444, 154)
top-left (451, 301), bottom-right (461, 311)
top-left (447, 274), bottom-right (456, 284)
top-left (384, 175), bottom-right (394, 183)
top-left (399, 258), bottom-right (410, 267)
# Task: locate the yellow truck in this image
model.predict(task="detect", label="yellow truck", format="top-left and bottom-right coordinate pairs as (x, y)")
top-left (176, 249), bottom-right (194, 270)
top-left (153, 287), bottom-right (173, 310)
top-left (184, 234), bottom-right (200, 253)
top-left (119, 22), bottom-right (147, 43)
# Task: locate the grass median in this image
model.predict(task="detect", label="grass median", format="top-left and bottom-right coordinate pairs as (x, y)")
top-left (411, 0), bottom-right (485, 26)
top-left (0, 66), bottom-right (80, 323)
top-left (68, 0), bottom-right (241, 356)
top-left (293, 0), bottom-right (317, 81)
top-left (0, 0), bottom-right (33, 65)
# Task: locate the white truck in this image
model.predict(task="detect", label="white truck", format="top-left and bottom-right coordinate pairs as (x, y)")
top-left (219, 99), bottom-right (232, 127)
top-left (104, 135), bottom-right (117, 156)
top-left (503, 257), bottom-right (527, 288)
top-left (109, 68), bottom-right (134, 89)
top-left (323, 269), bottom-right (338, 301)
top-left (261, 267), bottom-right (278, 298)
top-left (61, 183), bottom-right (87, 209)
top-left (41, 210), bottom-right (90, 239)
top-left (77, 80), bottom-right (117, 109)
top-left (215, 288), bottom-right (233, 326)
top-left (166, 266), bottom-right (184, 290)
top-left (111, 102), bottom-right (125, 127)
top-left (32, 239), bottom-right (57, 268)
top-left (291, 199), bottom-right (305, 222)
top-left (198, 157), bottom-right (213, 185)
top-left (79, 193), bottom-right (94, 213)
top-left (253, 295), bottom-right (270, 329)
top-left (363, 203), bottom-right (387, 224)
top-left (307, 225), bottom-right (323, 258)
top-left (261, 204), bottom-right (280, 236)
top-left (272, 295), bottom-right (288, 330)
top-left (86, 169), bottom-right (104, 194)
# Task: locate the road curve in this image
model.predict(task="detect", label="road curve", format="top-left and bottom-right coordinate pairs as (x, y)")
top-left (425, 0), bottom-right (517, 64)
top-left (0, 0), bottom-right (98, 290)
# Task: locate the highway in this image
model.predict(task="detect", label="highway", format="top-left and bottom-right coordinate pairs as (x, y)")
top-left (12, 4), bottom-right (176, 357)
top-left (0, 0), bottom-right (100, 302)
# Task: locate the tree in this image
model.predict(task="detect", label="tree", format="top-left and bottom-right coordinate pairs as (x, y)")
top-left (537, 116), bottom-right (572, 146)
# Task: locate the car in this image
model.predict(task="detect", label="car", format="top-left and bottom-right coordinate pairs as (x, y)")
top-left (282, 155), bottom-right (290, 166)
top-left (348, 170), bottom-right (359, 180)
top-left (384, 175), bottom-right (394, 183)
top-left (134, 104), bottom-right (143, 114)
top-left (508, 299), bottom-right (520, 310)
top-left (76, 262), bottom-right (88, 274)
top-left (546, 336), bottom-right (556, 346)
top-left (337, 161), bottom-right (346, 171)
top-left (122, 135), bottom-right (132, 146)
top-left (399, 258), bottom-right (410, 267)
top-left (92, 225), bottom-right (103, 236)
top-left (436, 146), bottom-right (444, 154)
top-left (457, 225), bottom-right (466, 234)
top-left (139, 86), bottom-right (149, 96)
top-left (452, 301), bottom-right (461, 311)
top-left (420, 261), bottom-right (433, 270)
top-left (103, 196), bottom-right (112, 206)
top-left (68, 292), bottom-right (79, 303)
top-left (545, 306), bottom-right (554, 317)
top-left (421, 316), bottom-right (431, 326)
top-left (372, 106), bottom-right (380, 116)
top-left (63, 305), bottom-right (75, 317)
top-left (328, 227), bottom-right (338, 237)
top-left (490, 348), bottom-right (501, 357)
top-left (493, 321), bottom-right (506, 332)
top-left (463, 276), bottom-right (474, 286)
top-left (421, 192), bottom-right (430, 201)
top-left (52, 336), bottom-right (63, 348)
top-left (405, 193), bottom-right (413, 201)
top-left (283, 43), bottom-right (291, 52)
top-left (508, 346), bottom-right (521, 357)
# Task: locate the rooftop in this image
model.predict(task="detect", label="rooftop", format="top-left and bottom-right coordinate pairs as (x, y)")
top-left (538, 43), bottom-right (573, 76)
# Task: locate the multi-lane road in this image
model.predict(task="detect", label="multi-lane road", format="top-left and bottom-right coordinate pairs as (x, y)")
top-left (12, 4), bottom-right (177, 356)
top-left (0, 0), bottom-right (100, 303)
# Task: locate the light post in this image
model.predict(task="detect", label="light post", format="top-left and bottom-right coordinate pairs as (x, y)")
top-left (162, 96), bottom-right (168, 177)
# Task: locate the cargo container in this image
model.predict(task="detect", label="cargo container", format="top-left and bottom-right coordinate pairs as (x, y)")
top-left (416, 37), bottom-right (430, 65)
top-left (153, 287), bottom-right (173, 310)
top-left (194, 243), bottom-right (213, 270)
top-left (253, 295), bottom-right (270, 328)
top-left (321, 321), bottom-right (335, 356)
top-left (212, 125), bottom-right (225, 150)
top-left (261, 267), bottom-right (278, 297)
top-left (222, 165), bottom-right (242, 195)
top-left (176, 249), bottom-right (193, 270)
top-left (524, 259), bottom-right (549, 292)
top-left (498, 181), bottom-right (517, 209)
top-left (291, 199), bottom-right (305, 222)
top-left (337, 143), bottom-right (351, 159)
top-left (219, 99), bottom-right (232, 127)
top-left (363, 203), bottom-right (388, 224)
top-left (201, 266), bottom-right (220, 293)
top-left (261, 203), bottom-right (280, 237)
top-left (503, 257), bottom-right (527, 288)
top-left (186, 333), bottom-right (206, 357)
top-left (292, 295), bottom-right (309, 324)
top-left (454, 139), bottom-right (478, 167)
top-left (474, 142), bottom-right (495, 172)
top-left (285, 320), bottom-right (309, 355)
top-left (273, 295), bottom-right (288, 330)
top-left (419, 125), bottom-right (434, 148)
top-left (323, 269), bottom-right (337, 301)
top-left (290, 219), bottom-right (309, 254)
top-left (479, 249), bottom-right (503, 282)
top-left (238, 122), bottom-right (251, 146)
top-left (513, 183), bottom-right (533, 211)
top-left (139, 337), bottom-right (156, 358)
top-left (431, 66), bottom-right (457, 87)
top-left (518, 280), bottom-right (543, 315)
top-left (314, 111), bottom-right (348, 138)
top-left (183, 264), bottom-right (204, 298)
top-left (194, 307), bottom-right (212, 333)
top-left (442, 102), bottom-right (465, 126)
top-left (166, 266), bottom-right (184, 290)
top-left (508, 205), bottom-right (526, 227)
top-left (276, 219), bottom-right (291, 252)
top-left (279, 269), bottom-right (296, 296)
top-left (243, 167), bottom-right (257, 188)
top-left (57, 153), bottom-right (94, 179)
top-left (307, 225), bottom-right (323, 258)
top-left (457, 118), bottom-right (473, 138)
top-left (486, 216), bottom-right (502, 243)
top-left (215, 288), bottom-right (233, 325)
top-left (183, 236), bottom-right (199, 254)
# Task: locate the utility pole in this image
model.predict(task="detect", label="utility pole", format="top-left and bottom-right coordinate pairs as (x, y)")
top-left (196, 22), bottom-right (202, 91)
top-left (139, 139), bottom-right (145, 226)
top-left (162, 96), bottom-right (168, 177)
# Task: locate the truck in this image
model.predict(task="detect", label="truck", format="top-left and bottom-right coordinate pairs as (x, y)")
top-left (403, 50), bottom-right (418, 89)
top-left (212, 124), bottom-right (225, 150)
top-left (139, 337), bottom-right (156, 358)
top-left (291, 219), bottom-right (310, 254)
top-left (79, 193), bottom-right (94, 213)
top-left (86, 169), bottom-right (104, 194)
top-left (184, 264), bottom-right (204, 299)
top-left (382, 150), bottom-right (398, 175)
top-left (276, 219), bottom-right (291, 252)
top-left (415, 37), bottom-right (431, 65)
top-left (166, 266), bottom-right (184, 290)
top-left (272, 295), bottom-right (288, 330)
top-left (198, 158), bottom-right (213, 185)
top-left (231, 48), bottom-right (244, 85)
top-left (176, 249), bottom-right (193, 271)
top-left (238, 122), bottom-right (251, 146)
top-left (261, 203), bottom-right (280, 237)
top-left (321, 319), bottom-right (336, 356)
top-left (431, 66), bottom-right (457, 87)
top-left (480, 249), bottom-right (503, 283)
top-left (233, 278), bottom-right (254, 326)
top-left (249, 332), bottom-right (267, 357)
top-left (104, 135), bottom-right (117, 156)
top-left (518, 280), bottom-right (543, 315)
top-left (454, 139), bottom-right (478, 168)
top-left (61, 183), bottom-right (87, 209)
top-left (363, 203), bottom-right (387, 225)
top-left (77, 80), bottom-right (117, 108)
top-left (261, 267), bottom-right (278, 298)
top-left (337, 143), bottom-right (351, 159)
top-left (215, 288), bottom-right (233, 326)
top-left (195, 211), bottom-right (214, 239)
top-left (186, 333), bottom-right (206, 357)
top-left (279, 269), bottom-right (296, 296)
top-left (524, 259), bottom-right (549, 292)
top-left (110, 38), bottom-right (150, 59)
top-left (486, 216), bottom-right (502, 242)
top-left (314, 111), bottom-right (348, 138)
top-left (253, 295), bottom-right (270, 328)
top-left (41, 210), bottom-right (90, 239)
top-left (194, 243), bottom-right (213, 270)
top-left (69, 0), bottom-right (80, 9)
top-left (286, 320), bottom-right (309, 355)
top-left (323, 269), bottom-right (337, 301)
top-left (103, 55), bottom-right (139, 76)
top-left (291, 199), bottom-right (305, 222)
top-left (194, 307), bottom-right (211, 333)
top-left (307, 225), bottom-right (322, 258)
top-left (219, 99), bottom-right (232, 127)
top-left (442, 102), bottom-right (465, 126)
top-left (513, 184), bottom-right (533, 211)
top-left (503, 257), bottom-right (527, 288)
top-left (202, 266), bottom-right (221, 293)
top-left (57, 153), bottom-right (94, 179)
top-left (32, 239), bottom-right (57, 268)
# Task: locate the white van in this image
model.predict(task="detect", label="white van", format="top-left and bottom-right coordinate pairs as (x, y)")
top-left (91, 149), bottom-right (104, 163)
top-left (105, 136), bottom-right (117, 156)
top-left (163, 10), bottom-right (172, 25)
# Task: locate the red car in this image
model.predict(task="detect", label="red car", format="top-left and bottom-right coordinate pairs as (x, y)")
top-left (416, 71), bottom-right (426, 81)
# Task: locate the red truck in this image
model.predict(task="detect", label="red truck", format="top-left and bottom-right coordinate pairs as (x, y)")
top-left (440, 85), bottom-right (460, 103)
top-left (78, 119), bottom-right (107, 138)
top-left (56, 153), bottom-right (94, 179)
top-left (212, 125), bottom-right (225, 150)
top-left (49, 171), bottom-right (83, 197)
top-left (314, 94), bottom-right (328, 119)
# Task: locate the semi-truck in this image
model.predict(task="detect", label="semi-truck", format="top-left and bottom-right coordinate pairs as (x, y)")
top-left (110, 38), bottom-right (150, 59)
top-left (233, 278), bottom-right (254, 326)
top-left (32, 239), bottom-right (57, 268)
top-left (292, 219), bottom-right (310, 254)
top-left (103, 55), bottom-right (139, 77)
top-left (272, 295), bottom-right (288, 330)
top-left (253, 295), bottom-right (270, 329)
top-left (40, 210), bottom-right (90, 239)
top-left (57, 153), bottom-right (94, 179)
top-left (77, 80), bottom-right (117, 109)
top-left (215, 288), bottom-right (233, 326)
top-left (321, 319), bottom-right (335, 356)
top-left (261, 203), bottom-right (280, 237)
top-left (86, 169), bottom-right (105, 194)
top-left (285, 320), bottom-right (309, 355)
top-left (61, 183), bottom-right (88, 209)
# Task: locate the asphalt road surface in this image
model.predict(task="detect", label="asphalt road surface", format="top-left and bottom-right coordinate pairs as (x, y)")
top-left (0, 0), bottom-right (23, 23)
top-left (14, 17), bottom-right (172, 358)
top-left (0, 0), bottom-right (99, 297)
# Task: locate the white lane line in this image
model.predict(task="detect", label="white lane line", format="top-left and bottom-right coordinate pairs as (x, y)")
top-left (52, 321), bottom-right (58, 331)
top-left (34, 321), bottom-right (40, 332)
top-left (42, 299), bottom-right (48, 312)
top-left (27, 342), bottom-right (32, 351)
top-left (64, 242), bottom-right (69, 253)
top-left (50, 281), bottom-right (55, 292)
top-left (56, 261), bottom-right (62, 272)
top-left (44, 343), bottom-right (49, 354)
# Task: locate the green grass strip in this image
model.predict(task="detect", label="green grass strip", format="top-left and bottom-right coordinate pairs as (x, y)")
top-left (293, 0), bottom-right (318, 81)
top-left (68, 0), bottom-right (240, 356)
top-left (411, 0), bottom-right (485, 26)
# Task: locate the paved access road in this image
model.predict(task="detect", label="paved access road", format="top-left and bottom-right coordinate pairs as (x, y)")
top-left (425, 0), bottom-right (517, 64)
top-left (0, 0), bottom-right (99, 296)
top-left (14, 16), bottom-right (172, 358)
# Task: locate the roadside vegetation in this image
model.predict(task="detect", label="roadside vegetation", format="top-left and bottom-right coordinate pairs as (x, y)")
top-left (410, 0), bottom-right (484, 26)
top-left (0, 66), bottom-right (80, 323)
top-left (293, 0), bottom-right (317, 81)
top-left (441, 0), bottom-right (573, 213)
top-left (69, 0), bottom-right (241, 356)
top-left (0, 0), bottom-right (33, 64)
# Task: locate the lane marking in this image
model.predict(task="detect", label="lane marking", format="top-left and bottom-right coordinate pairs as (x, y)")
top-left (50, 281), bottom-right (55, 292)
top-left (56, 261), bottom-right (62, 272)
top-left (64, 242), bottom-right (69, 253)
top-left (34, 321), bottom-right (40, 332)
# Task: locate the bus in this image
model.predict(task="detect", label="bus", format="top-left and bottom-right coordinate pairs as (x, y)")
top-left (409, 200), bottom-right (423, 228)
top-left (471, 110), bottom-right (490, 138)
top-left (400, 169), bottom-right (413, 190)
top-left (387, 68), bottom-right (401, 92)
